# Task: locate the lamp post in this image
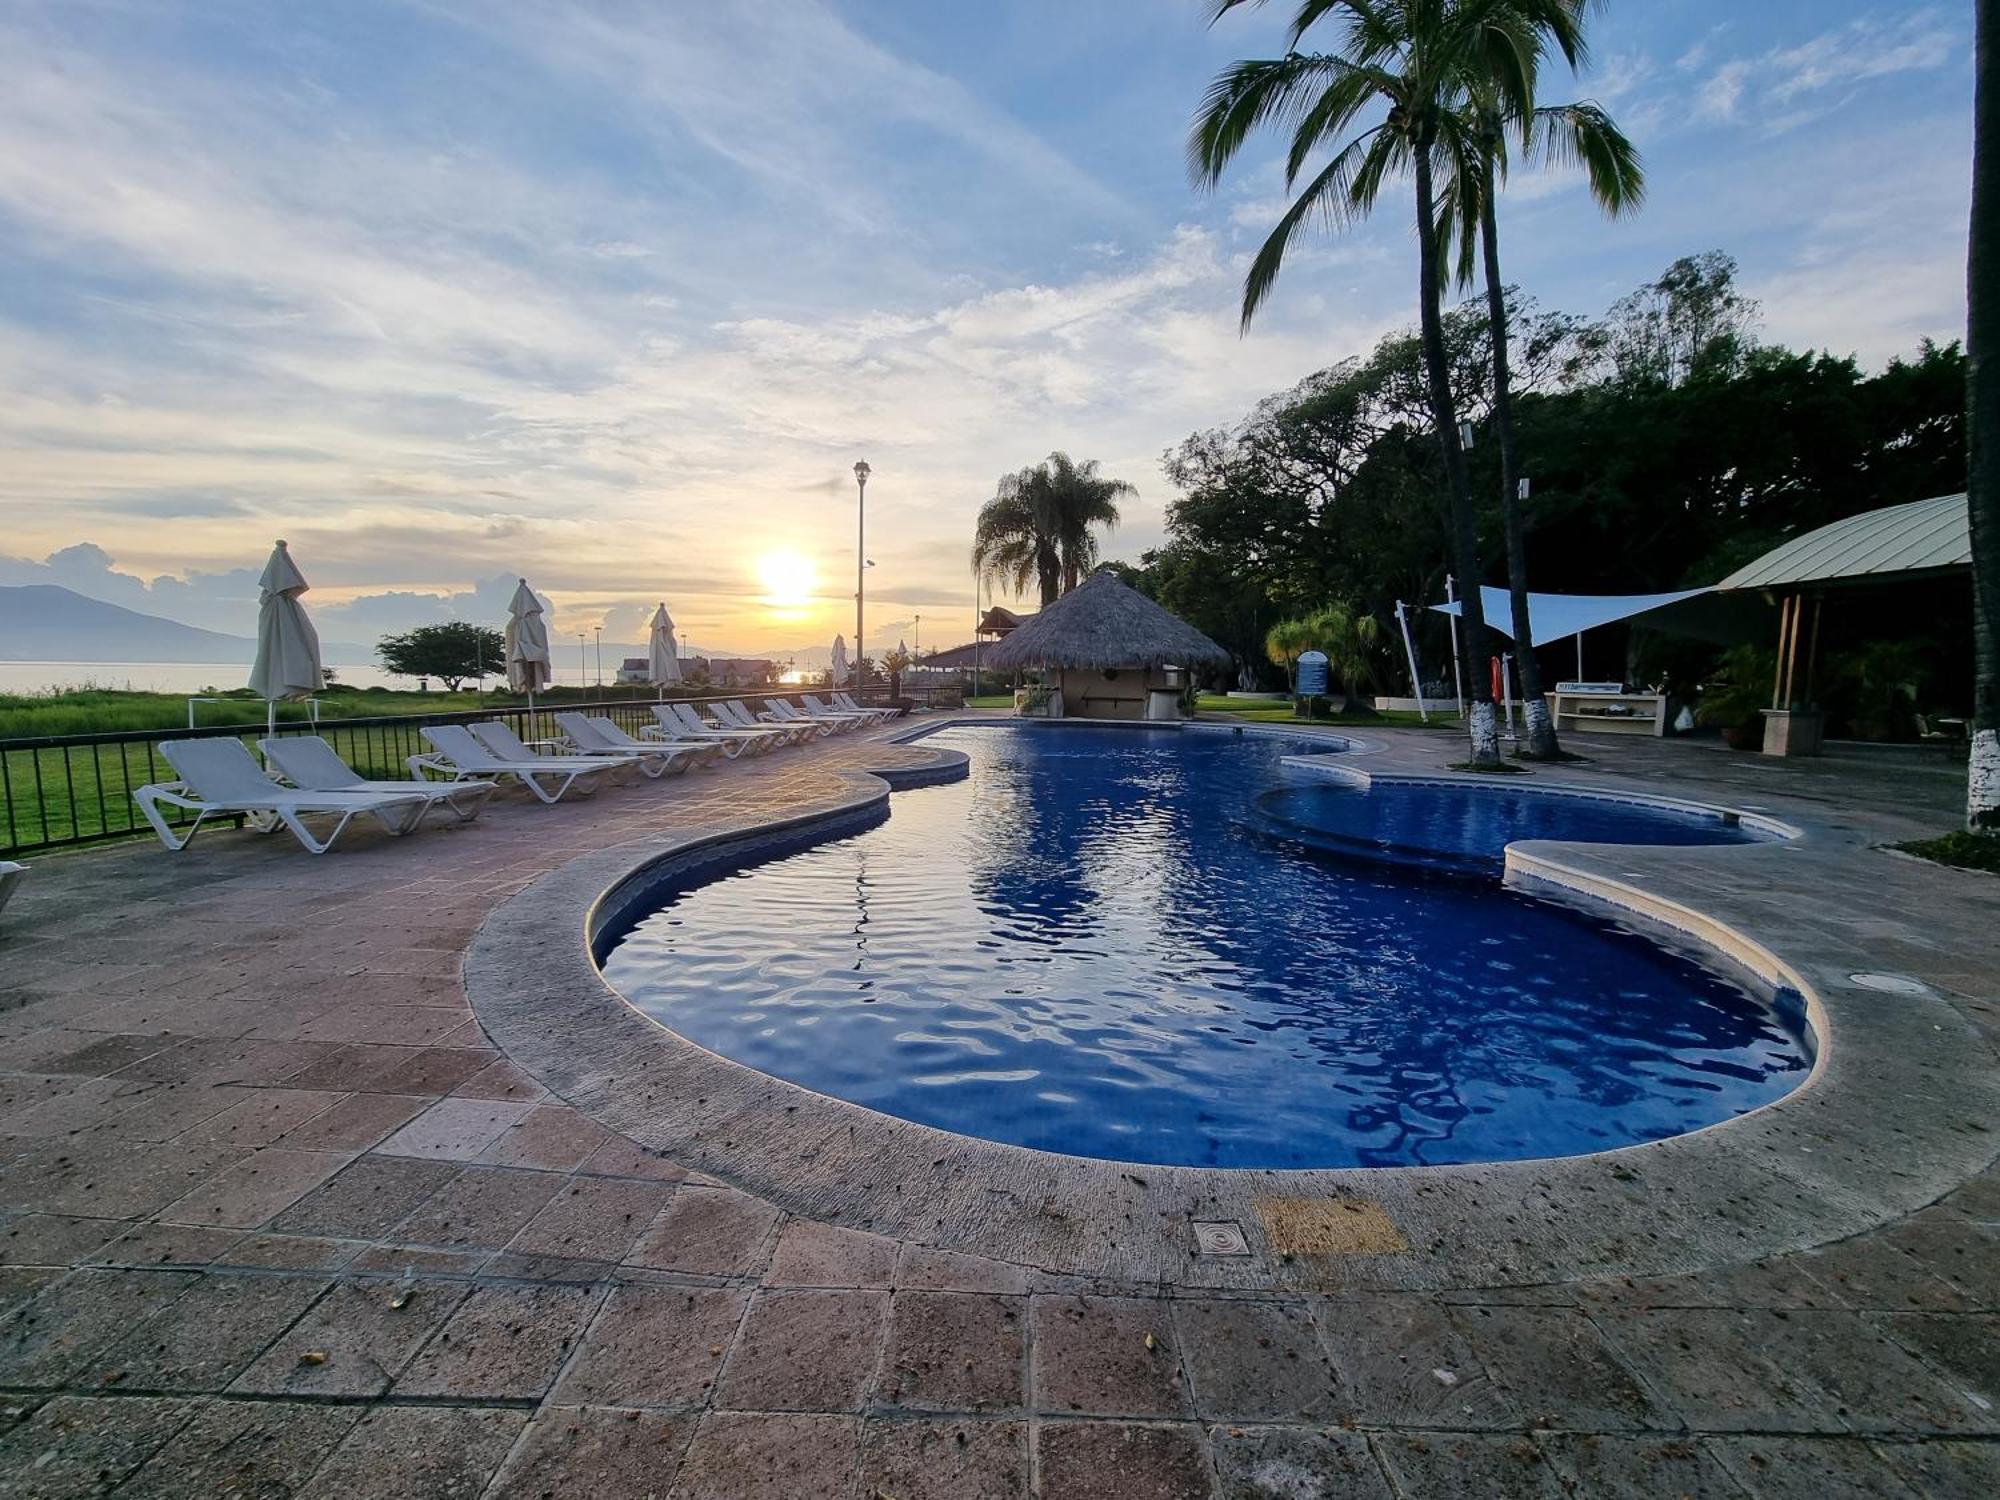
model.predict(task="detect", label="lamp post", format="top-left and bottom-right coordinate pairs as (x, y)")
top-left (593, 626), bottom-right (602, 690)
top-left (576, 633), bottom-right (586, 689)
top-left (853, 460), bottom-right (870, 684)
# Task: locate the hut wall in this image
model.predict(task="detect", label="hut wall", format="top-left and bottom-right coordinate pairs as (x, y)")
top-left (1053, 666), bottom-right (1176, 720)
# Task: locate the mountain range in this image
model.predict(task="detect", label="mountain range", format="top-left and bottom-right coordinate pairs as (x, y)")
top-left (0, 585), bottom-right (370, 664)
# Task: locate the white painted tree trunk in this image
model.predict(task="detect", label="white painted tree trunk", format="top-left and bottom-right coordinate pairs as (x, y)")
top-left (1468, 700), bottom-right (1500, 765)
top-left (1971, 729), bottom-right (2000, 829)
top-left (1521, 697), bottom-right (1556, 759)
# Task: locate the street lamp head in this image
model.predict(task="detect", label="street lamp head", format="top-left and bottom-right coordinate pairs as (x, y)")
top-left (853, 460), bottom-right (871, 485)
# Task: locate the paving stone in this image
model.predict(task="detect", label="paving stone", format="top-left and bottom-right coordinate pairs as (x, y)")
top-left (622, 1184), bottom-right (779, 1276)
top-left (0, 1393), bottom-right (200, 1497)
top-left (575, 1135), bottom-right (687, 1182)
top-left (858, 1416), bottom-right (1028, 1500)
top-left (374, 1096), bottom-right (537, 1160)
top-left (1742, 1307), bottom-right (1994, 1434)
top-left (93, 1222), bottom-right (244, 1268)
top-left (229, 1276), bottom-right (471, 1397)
top-left (385, 1164), bottom-right (567, 1250)
top-left (1210, 1426), bottom-right (1393, 1500)
top-left (216, 1232), bottom-right (361, 1271)
top-left (274, 1091), bottom-right (432, 1151)
top-left (117, 1397), bottom-right (362, 1499)
top-left (1539, 1433), bottom-right (1745, 1498)
top-left (0, 1266), bottom-right (59, 1317)
top-left (1173, 1297), bottom-right (1338, 1422)
top-left (552, 1284), bottom-right (748, 1408)
top-left (1872, 1436), bottom-right (2000, 1498)
top-left (281, 1043), bottom-right (423, 1092)
top-left (1312, 1294), bottom-right (1518, 1430)
top-left (0, 1267), bottom-right (198, 1387)
top-left (667, 1412), bottom-right (858, 1500)
top-left (1036, 1421), bottom-right (1211, 1500)
top-left (477, 1104), bottom-right (609, 1169)
top-left (716, 1287), bottom-right (888, 1412)
top-left (1373, 1432), bottom-right (1564, 1497)
top-left (0, 1213), bottom-right (127, 1268)
top-left (1878, 1217), bottom-right (2000, 1308)
top-left (1875, 1312), bottom-right (2000, 1408)
top-left (168, 1087), bottom-right (347, 1150)
top-left (1589, 1307), bottom-right (1839, 1434)
top-left (1032, 1295), bottom-right (1192, 1418)
top-left (266, 1155), bottom-right (458, 1239)
top-left (489, 1407), bottom-right (697, 1499)
top-left (394, 1282), bottom-right (599, 1399)
top-left (346, 1044), bottom-right (496, 1094)
top-left (297, 1404), bottom-right (526, 1499)
top-left (507, 1176), bottom-right (675, 1262)
top-left (1451, 1303), bottom-right (1673, 1432)
top-left (346, 1243), bottom-right (493, 1276)
top-left (158, 1147), bottom-right (351, 1228)
top-left (93, 1270), bottom-right (330, 1392)
top-left (1703, 1435), bottom-right (1921, 1497)
top-left (894, 1243), bottom-right (1028, 1293)
top-left (1800, 1234), bottom-right (1968, 1311)
top-left (451, 1055), bottom-right (550, 1102)
top-left (765, 1219), bottom-right (899, 1287)
top-left (0, 1138), bottom-right (243, 1219)
top-left (878, 1292), bottom-right (1024, 1411)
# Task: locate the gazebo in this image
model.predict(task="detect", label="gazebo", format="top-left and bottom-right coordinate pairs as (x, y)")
top-left (981, 571), bottom-right (1231, 720)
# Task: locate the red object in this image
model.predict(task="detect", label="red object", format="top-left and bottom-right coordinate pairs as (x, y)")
top-left (1490, 656), bottom-right (1504, 702)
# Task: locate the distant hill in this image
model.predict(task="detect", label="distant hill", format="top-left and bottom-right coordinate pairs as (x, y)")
top-left (0, 584), bottom-right (259, 663)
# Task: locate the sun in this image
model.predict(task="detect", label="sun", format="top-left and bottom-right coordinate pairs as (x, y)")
top-left (756, 549), bottom-right (817, 609)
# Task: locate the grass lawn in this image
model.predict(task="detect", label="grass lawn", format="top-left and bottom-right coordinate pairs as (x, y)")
top-left (1895, 831), bottom-right (2000, 874)
top-left (1193, 694), bottom-right (1450, 730)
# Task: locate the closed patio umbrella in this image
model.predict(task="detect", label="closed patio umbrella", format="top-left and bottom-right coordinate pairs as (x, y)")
top-left (505, 578), bottom-right (553, 710)
top-left (648, 603), bottom-right (681, 692)
top-left (829, 635), bottom-right (850, 688)
top-left (248, 539), bottom-right (323, 737)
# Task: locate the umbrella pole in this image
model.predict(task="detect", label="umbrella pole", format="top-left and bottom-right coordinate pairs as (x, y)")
top-left (1395, 601), bottom-right (1429, 723)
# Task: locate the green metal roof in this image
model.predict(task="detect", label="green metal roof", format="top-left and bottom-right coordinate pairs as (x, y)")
top-left (1719, 492), bottom-right (1969, 591)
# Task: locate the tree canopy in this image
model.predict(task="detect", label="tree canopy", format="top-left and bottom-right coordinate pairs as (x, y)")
top-left (376, 621), bottom-right (506, 690)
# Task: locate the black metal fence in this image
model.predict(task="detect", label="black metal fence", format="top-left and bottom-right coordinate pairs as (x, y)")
top-left (0, 684), bottom-right (949, 858)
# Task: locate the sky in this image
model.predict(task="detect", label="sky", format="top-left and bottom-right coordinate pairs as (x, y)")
top-left (0, 0), bottom-right (1974, 659)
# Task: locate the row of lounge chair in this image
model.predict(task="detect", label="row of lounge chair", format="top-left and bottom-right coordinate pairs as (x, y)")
top-left (132, 696), bottom-right (902, 856)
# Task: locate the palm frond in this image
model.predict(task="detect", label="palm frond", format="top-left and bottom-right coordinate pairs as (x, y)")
top-left (1189, 53), bottom-right (1372, 188)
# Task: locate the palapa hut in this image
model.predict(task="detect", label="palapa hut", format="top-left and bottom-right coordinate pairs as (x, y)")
top-left (982, 570), bottom-right (1231, 720)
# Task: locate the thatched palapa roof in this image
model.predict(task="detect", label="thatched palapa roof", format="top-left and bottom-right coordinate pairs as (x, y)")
top-left (982, 571), bottom-right (1231, 671)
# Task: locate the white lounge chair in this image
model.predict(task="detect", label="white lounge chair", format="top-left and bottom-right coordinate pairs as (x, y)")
top-left (411, 724), bottom-right (619, 805)
top-left (468, 720), bottom-right (643, 782)
top-left (554, 712), bottom-right (717, 777)
top-left (260, 735), bottom-right (494, 823)
top-left (135, 737), bottom-right (427, 854)
top-left (644, 703), bottom-right (780, 758)
top-left (763, 699), bottom-right (849, 735)
top-left (0, 861), bottom-right (24, 918)
top-left (798, 695), bottom-right (874, 729)
top-left (830, 691), bottom-right (900, 724)
top-left (720, 700), bottom-right (817, 743)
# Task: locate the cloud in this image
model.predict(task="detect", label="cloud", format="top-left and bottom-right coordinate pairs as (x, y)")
top-left (1691, 10), bottom-right (1958, 129)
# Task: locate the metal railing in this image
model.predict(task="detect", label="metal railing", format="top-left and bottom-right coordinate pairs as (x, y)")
top-left (0, 686), bottom-right (954, 858)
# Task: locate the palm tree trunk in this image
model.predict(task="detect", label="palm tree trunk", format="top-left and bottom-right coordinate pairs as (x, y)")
top-left (1415, 136), bottom-right (1501, 767)
top-left (1480, 166), bottom-right (1559, 759)
top-left (1971, 0), bottom-right (2000, 826)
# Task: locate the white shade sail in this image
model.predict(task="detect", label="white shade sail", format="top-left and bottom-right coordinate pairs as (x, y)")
top-left (648, 603), bottom-right (681, 686)
top-left (1433, 585), bottom-right (1715, 645)
top-left (505, 578), bottom-right (552, 695)
top-left (249, 540), bottom-right (323, 703)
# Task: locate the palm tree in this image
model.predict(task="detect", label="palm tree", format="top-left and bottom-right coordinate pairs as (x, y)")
top-left (1265, 616), bottom-right (1314, 691)
top-left (973, 452), bottom-right (1132, 608)
top-left (1972, 0), bottom-right (2000, 827)
top-left (1442, 83), bottom-right (1643, 759)
top-left (1192, 0), bottom-right (1584, 769)
top-left (1306, 600), bottom-right (1382, 715)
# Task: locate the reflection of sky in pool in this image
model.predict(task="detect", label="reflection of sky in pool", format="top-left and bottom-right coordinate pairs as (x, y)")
top-left (601, 726), bottom-right (1809, 1169)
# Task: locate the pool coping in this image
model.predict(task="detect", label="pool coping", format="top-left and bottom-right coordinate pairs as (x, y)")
top-left (464, 715), bottom-right (2000, 1293)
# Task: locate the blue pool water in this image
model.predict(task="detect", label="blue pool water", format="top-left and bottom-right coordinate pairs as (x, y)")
top-left (600, 725), bottom-right (1809, 1169)
top-left (1252, 778), bottom-right (1771, 876)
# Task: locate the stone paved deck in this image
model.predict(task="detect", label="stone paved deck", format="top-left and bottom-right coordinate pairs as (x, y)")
top-left (0, 720), bottom-right (1995, 1498)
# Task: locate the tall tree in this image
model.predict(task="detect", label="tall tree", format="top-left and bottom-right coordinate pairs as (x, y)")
top-left (973, 452), bottom-right (1131, 607)
top-left (1444, 79), bottom-right (1644, 758)
top-left (1971, 0), bottom-right (2000, 826)
top-left (1193, 0), bottom-right (1583, 768)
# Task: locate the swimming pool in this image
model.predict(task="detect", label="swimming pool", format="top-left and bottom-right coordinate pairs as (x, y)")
top-left (599, 724), bottom-right (1810, 1169)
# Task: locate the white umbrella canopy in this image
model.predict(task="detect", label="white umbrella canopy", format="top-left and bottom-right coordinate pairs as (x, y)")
top-left (248, 540), bottom-right (323, 732)
top-left (505, 578), bottom-right (553, 697)
top-left (829, 635), bottom-right (850, 688)
top-left (648, 603), bottom-right (681, 687)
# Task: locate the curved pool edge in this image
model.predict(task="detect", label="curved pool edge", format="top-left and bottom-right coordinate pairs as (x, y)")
top-left (462, 715), bottom-right (2000, 1294)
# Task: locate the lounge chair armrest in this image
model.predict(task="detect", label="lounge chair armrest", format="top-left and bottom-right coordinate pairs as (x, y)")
top-left (406, 754), bottom-right (461, 781)
top-left (134, 781), bottom-right (203, 810)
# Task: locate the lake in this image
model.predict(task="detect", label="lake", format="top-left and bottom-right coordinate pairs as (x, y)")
top-left (0, 661), bottom-right (612, 696)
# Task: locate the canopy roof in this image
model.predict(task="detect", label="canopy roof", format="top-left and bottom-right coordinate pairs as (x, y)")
top-left (1716, 492), bottom-right (1969, 590)
top-left (984, 571), bottom-right (1231, 671)
top-left (1434, 585), bottom-right (1718, 644)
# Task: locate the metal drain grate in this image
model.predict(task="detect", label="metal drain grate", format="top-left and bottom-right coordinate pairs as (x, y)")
top-left (1191, 1220), bottom-right (1251, 1256)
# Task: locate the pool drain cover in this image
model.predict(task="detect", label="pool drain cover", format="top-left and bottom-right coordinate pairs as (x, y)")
top-left (1847, 972), bottom-right (1934, 997)
top-left (1192, 1220), bottom-right (1251, 1257)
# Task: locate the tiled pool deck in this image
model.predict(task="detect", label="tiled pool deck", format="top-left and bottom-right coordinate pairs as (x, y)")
top-left (0, 719), bottom-right (1995, 1498)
